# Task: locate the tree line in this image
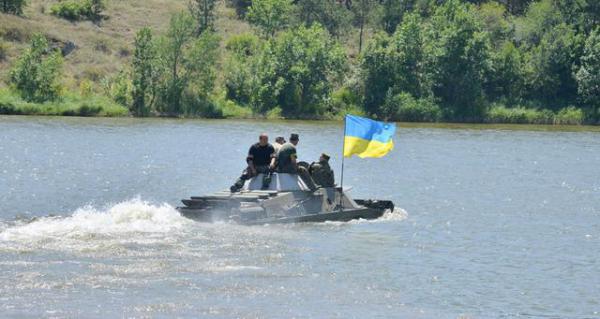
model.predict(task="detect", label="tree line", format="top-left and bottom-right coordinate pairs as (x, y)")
top-left (3, 0), bottom-right (600, 124)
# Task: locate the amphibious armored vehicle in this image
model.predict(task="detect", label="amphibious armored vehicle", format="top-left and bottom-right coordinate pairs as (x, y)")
top-left (177, 173), bottom-right (394, 225)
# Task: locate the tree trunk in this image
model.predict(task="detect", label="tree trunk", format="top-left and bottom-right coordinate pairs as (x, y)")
top-left (358, 21), bottom-right (364, 54)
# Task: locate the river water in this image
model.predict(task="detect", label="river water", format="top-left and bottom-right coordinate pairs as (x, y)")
top-left (0, 116), bottom-right (599, 318)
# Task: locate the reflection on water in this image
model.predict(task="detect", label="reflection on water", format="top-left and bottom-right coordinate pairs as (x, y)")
top-left (0, 115), bottom-right (599, 318)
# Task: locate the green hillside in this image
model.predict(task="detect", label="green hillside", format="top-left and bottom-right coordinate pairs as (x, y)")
top-left (1, 0), bottom-right (599, 124)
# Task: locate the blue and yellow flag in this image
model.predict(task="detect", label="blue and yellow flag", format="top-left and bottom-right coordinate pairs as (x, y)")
top-left (343, 114), bottom-right (396, 158)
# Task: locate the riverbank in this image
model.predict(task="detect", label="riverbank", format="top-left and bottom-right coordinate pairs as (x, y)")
top-left (0, 89), bottom-right (127, 117)
top-left (2, 88), bottom-right (596, 126)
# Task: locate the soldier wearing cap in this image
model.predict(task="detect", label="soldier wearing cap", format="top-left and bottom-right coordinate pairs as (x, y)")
top-left (276, 133), bottom-right (318, 191)
top-left (309, 153), bottom-right (335, 188)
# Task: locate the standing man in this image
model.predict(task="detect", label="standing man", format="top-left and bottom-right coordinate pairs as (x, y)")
top-left (276, 133), bottom-right (318, 191)
top-left (230, 133), bottom-right (276, 192)
top-left (309, 153), bottom-right (335, 187)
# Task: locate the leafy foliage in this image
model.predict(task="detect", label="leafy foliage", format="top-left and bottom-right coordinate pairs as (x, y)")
top-left (50, 0), bottom-right (105, 21)
top-left (293, 0), bottom-right (352, 37)
top-left (131, 27), bottom-right (156, 116)
top-left (361, 13), bottom-right (430, 117)
top-left (252, 24), bottom-right (346, 117)
top-left (1, 0), bottom-right (26, 15)
top-left (575, 27), bottom-right (600, 121)
top-left (9, 34), bottom-right (63, 103)
top-left (427, 0), bottom-right (491, 121)
top-left (3, 0), bottom-right (600, 124)
top-left (247, 0), bottom-right (292, 38)
top-left (382, 91), bottom-right (441, 122)
top-left (188, 0), bottom-right (217, 36)
top-left (153, 12), bottom-right (220, 116)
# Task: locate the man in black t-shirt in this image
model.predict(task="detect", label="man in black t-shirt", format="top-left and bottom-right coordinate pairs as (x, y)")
top-left (230, 133), bottom-right (276, 192)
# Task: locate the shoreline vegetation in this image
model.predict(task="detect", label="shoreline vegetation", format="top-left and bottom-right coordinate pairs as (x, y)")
top-left (1, 0), bottom-right (599, 125)
top-left (0, 88), bottom-right (589, 125)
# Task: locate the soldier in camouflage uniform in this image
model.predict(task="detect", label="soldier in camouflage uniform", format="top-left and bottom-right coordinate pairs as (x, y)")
top-left (276, 133), bottom-right (318, 191)
top-left (309, 153), bottom-right (335, 187)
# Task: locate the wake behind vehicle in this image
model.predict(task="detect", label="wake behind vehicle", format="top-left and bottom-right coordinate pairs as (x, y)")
top-left (177, 173), bottom-right (394, 225)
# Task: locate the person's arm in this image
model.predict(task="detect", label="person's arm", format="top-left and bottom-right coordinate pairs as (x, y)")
top-left (290, 152), bottom-right (297, 165)
top-left (247, 146), bottom-right (256, 174)
top-left (269, 146), bottom-right (276, 170)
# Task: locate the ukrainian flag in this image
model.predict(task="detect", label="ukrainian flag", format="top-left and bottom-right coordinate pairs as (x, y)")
top-left (343, 114), bottom-right (396, 158)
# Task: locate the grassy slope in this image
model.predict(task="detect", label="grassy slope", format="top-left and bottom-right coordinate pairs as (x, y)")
top-left (0, 0), bottom-right (364, 86)
top-left (0, 0), bottom-right (257, 91)
top-left (0, 0), bottom-right (187, 89)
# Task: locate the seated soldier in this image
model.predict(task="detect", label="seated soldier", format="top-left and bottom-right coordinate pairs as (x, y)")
top-left (309, 153), bottom-right (335, 187)
top-left (230, 133), bottom-right (276, 192)
top-left (276, 133), bottom-right (318, 192)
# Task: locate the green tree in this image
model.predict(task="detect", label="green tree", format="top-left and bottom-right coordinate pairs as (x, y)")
top-left (1, 0), bottom-right (26, 14)
top-left (155, 12), bottom-right (195, 115)
top-left (514, 0), bottom-right (562, 48)
top-left (361, 13), bottom-right (430, 116)
top-left (188, 0), bottom-right (216, 36)
top-left (294, 0), bottom-right (352, 37)
top-left (229, 0), bottom-right (252, 17)
top-left (253, 24), bottom-right (346, 116)
top-left (525, 23), bottom-right (583, 108)
top-left (486, 41), bottom-right (525, 105)
top-left (575, 27), bottom-right (600, 121)
top-left (131, 27), bottom-right (156, 117)
top-left (350, 0), bottom-right (381, 53)
top-left (224, 33), bottom-right (262, 105)
top-left (247, 0), bottom-right (292, 38)
top-left (555, 0), bottom-right (600, 34)
top-left (154, 12), bottom-right (220, 116)
top-left (378, 0), bottom-right (415, 34)
top-left (9, 34), bottom-right (63, 103)
top-left (426, 0), bottom-right (491, 121)
top-left (498, 0), bottom-right (533, 15)
top-left (477, 2), bottom-right (512, 49)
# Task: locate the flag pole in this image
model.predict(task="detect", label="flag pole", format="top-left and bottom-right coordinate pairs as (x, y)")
top-left (339, 115), bottom-right (347, 211)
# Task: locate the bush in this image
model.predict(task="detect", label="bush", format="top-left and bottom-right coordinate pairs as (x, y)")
top-left (0, 88), bottom-right (127, 116)
top-left (1, 0), bottom-right (27, 15)
top-left (224, 33), bottom-right (261, 107)
top-left (0, 39), bottom-right (8, 61)
top-left (50, 0), bottom-right (104, 21)
top-left (9, 34), bottom-right (63, 103)
top-left (329, 87), bottom-right (365, 118)
top-left (213, 92), bottom-right (253, 118)
top-left (485, 105), bottom-right (554, 124)
top-left (182, 90), bottom-right (222, 118)
top-left (225, 33), bottom-right (261, 57)
top-left (101, 70), bottom-right (131, 106)
top-left (554, 106), bottom-right (584, 125)
top-left (382, 92), bottom-right (441, 122)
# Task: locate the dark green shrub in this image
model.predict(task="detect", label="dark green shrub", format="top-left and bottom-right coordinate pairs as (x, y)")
top-left (1, 0), bottom-right (27, 15)
top-left (382, 92), bottom-right (441, 122)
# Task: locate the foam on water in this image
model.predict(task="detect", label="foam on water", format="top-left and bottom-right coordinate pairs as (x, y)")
top-left (0, 198), bottom-right (191, 252)
top-left (320, 207), bottom-right (409, 226)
